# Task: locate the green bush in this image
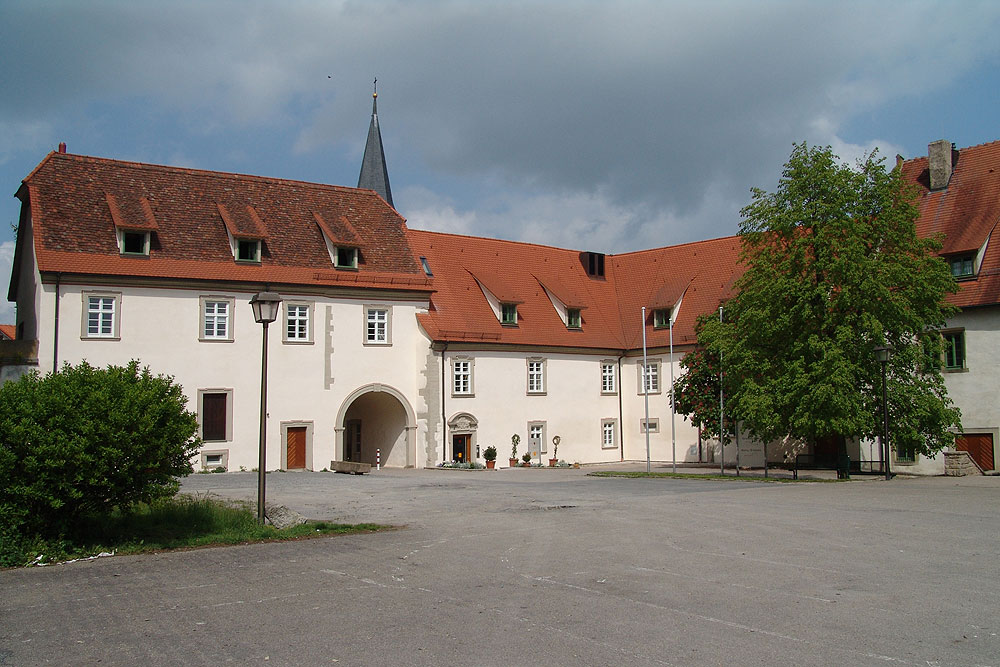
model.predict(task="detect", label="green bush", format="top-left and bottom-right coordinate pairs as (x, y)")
top-left (0, 360), bottom-right (201, 540)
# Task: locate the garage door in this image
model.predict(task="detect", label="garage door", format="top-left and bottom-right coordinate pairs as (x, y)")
top-left (955, 434), bottom-right (995, 471)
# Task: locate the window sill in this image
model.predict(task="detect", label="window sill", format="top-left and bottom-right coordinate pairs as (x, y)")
top-left (452, 393), bottom-right (476, 398)
top-left (334, 265), bottom-right (359, 271)
top-left (943, 367), bottom-right (969, 373)
top-left (601, 390), bottom-right (618, 396)
top-left (526, 391), bottom-right (547, 396)
top-left (199, 337), bottom-right (234, 343)
top-left (363, 341), bottom-right (392, 347)
top-left (282, 339), bottom-right (314, 345)
top-left (82, 335), bottom-right (120, 341)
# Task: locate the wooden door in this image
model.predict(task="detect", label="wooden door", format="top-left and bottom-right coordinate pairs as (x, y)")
top-left (286, 427), bottom-right (307, 469)
top-left (453, 434), bottom-right (470, 462)
top-left (956, 434), bottom-right (995, 471)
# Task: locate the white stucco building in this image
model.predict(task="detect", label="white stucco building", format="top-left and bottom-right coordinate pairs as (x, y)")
top-left (3, 115), bottom-right (998, 474)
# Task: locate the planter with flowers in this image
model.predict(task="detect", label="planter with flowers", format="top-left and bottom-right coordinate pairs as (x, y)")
top-left (483, 445), bottom-right (497, 469)
top-left (549, 435), bottom-right (561, 467)
top-left (509, 433), bottom-right (520, 467)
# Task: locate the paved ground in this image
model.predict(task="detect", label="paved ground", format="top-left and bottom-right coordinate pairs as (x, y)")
top-left (2, 464), bottom-right (998, 666)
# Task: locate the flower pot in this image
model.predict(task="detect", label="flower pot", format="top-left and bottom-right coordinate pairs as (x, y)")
top-left (522, 462), bottom-right (531, 467)
top-left (549, 458), bottom-right (558, 467)
top-left (486, 460), bottom-right (495, 469)
top-left (509, 458), bottom-right (519, 467)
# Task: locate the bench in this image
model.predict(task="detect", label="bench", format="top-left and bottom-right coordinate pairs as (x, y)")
top-left (793, 454), bottom-right (851, 480)
top-left (330, 460), bottom-right (372, 475)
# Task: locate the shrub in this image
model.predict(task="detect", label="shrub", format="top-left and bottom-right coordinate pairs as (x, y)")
top-left (0, 360), bottom-right (201, 539)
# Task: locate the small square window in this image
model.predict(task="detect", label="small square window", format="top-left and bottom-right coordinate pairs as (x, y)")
top-left (601, 419), bottom-right (618, 449)
top-left (237, 239), bottom-right (260, 262)
top-left (453, 358), bottom-right (474, 396)
top-left (336, 247), bottom-right (359, 269)
top-left (942, 330), bottom-right (965, 370)
top-left (121, 230), bottom-right (149, 255)
top-left (502, 303), bottom-right (518, 325)
top-left (567, 308), bottom-right (582, 329)
top-left (640, 418), bottom-right (659, 433)
top-left (201, 297), bottom-right (234, 341)
top-left (895, 444), bottom-right (917, 464)
top-left (82, 293), bottom-right (120, 339)
top-left (653, 309), bottom-right (671, 328)
top-left (420, 256), bottom-right (433, 276)
top-left (639, 360), bottom-right (661, 394)
top-left (950, 256), bottom-right (974, 278)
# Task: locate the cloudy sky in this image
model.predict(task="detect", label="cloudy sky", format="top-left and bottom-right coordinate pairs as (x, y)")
top-left (3, 1), bottom-right (1000, 323)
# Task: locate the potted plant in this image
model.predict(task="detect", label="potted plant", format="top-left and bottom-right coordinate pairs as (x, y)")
top-left (521, 452), bottom-right (533, 467)
top-left (483, 445), bottom-right (497, 469)
top-left (549, 435), bottom-right (560, 467)
top-left (509, 433), bottom-right (520, 467)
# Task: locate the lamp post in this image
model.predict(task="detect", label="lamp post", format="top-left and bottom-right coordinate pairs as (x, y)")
top-left (874, 345), bottom-right (893, 481)
top-left (250, 291), bottom-right (282, 524)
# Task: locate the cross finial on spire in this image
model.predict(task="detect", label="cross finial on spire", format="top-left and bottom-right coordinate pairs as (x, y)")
top-left (372, 77), bottom-right (378, 113)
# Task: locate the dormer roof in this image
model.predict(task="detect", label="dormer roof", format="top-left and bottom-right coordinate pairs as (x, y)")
top-left (13, 152), bottom-right (430, 295)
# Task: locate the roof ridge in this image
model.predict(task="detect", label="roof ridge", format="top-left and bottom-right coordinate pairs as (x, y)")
top-left (614, 233), bottom-right (742, 258)
top-left (901, 137), bottom-right (1000, 165)
top-left (43, 152), bottom-right (373, 196)
top-left (408, 228), bottom-right (594, 254)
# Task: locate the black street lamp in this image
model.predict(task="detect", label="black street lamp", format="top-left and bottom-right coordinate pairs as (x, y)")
top-left (250, 291), bottom-right (282, 524)
top-left (874, 345), bottom-right (893, 481)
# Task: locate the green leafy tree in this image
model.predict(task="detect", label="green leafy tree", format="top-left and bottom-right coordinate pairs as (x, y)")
top-left (0, 360), bottom-right (201, 538)
top-left (675, 143), bottom-right (961, 454)
top-left (671, 327), bottom-right (735, 441)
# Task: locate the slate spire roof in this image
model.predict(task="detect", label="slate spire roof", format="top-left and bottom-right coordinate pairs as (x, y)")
top-left (357, 82), bottom-right (394, 209)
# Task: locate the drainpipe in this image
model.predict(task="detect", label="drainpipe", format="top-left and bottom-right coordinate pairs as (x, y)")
top-left (617, 353), bottom-right (625, 461)
top-left (440, 342), bottom-right (448, 464)
top-left (52, 273), bottom-right (61, 370)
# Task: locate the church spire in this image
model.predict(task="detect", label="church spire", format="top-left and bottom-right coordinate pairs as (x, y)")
top-left (357, 79), bottom-right (394, 208)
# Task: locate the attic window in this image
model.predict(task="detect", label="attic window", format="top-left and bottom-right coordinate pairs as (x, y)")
top-left (501, 303), bottom-right (518, 326)
top-left (335, 247), bottom-right (359, 269)
top-left (653, 308), bottom-right (671, 329)
top-left (237, 239), bottom-right (261, 262)
top-left (567, 308), bottom-right (582, 329)
top-left (420, 256), bottom-right (433, 276)
top-left (950, 255), bottom-right (974, 279)
top-left (585, 252), bottom-right (605, 277)
top-left (120, 230), bottom-right (149, 256)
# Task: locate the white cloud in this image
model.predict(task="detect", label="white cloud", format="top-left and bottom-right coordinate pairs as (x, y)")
top-left (0, 240), bottom-right (16, 323)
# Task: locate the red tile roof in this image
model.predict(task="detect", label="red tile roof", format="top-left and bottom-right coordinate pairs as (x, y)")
top-left (408, 229), bottom-right (743, 350)
top-left (17, 152), bottom-right (431, 294)
top-left (0, 324), bottom-right (15, 340)
top-left (901, 139), bottom-right (1000, 309)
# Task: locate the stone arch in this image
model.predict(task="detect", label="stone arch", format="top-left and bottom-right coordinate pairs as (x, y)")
top-left (335, 383), bottom-right (417, 468)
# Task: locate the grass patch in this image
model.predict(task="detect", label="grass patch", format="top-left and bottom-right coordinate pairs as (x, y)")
top-left (587, 471), bottom-right (847, 483)
top-left (2, 494), bottom-right (390, 568)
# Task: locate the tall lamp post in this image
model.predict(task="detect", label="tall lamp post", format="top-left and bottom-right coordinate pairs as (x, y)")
top-left (250, 291), bottom-right (282, 524)
top-left (874, 345), bottom-right (893, 481)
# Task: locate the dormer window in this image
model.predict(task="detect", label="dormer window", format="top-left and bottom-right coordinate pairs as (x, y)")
top-left (119, 229), bottom-right (149, 256)
top-left (653, 308), bottom-right (671, 328)
top-left (335, 246), bottom-right (359, 269)
top-left (567, 308), bottom-right (582, 329)
top-left (950, 255), bottom-right (974, 279)
top-left (501, 303), bottom-right (518, 325)
top-left (583, 251), bottom-right (605, 277)
top-left (236, 239), bottom-right (261, 262)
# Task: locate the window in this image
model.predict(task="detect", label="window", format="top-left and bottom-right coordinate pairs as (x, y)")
top-left (950, 256), bottom-right (974, 278)
top-left (200, 450), bottom-right (229, 471)
top-left (527, 358), bottom-right (546, 394)
top-left (601, 361), bottom-right (617, 394)
top-left (943, 330), bottom-right (965, 370)
top-left (602, 419), bottom-right (618, 449)
top-left (284, 303), bottom-right (312, 343)
top-left (895, 443), bottom-right (918, 464)
top-left (529, 422), bottom-right (546, 454)
top-left (364, 305), bottom-right (391, 345)
top-left (638, 360), bottom-right (661, 394)
top-left (640, 418), bottom-right (659, 433)
top-left (501, 303), bottom-right (518, 325)
top-left (198, 390), bottom-right (233, 442)
top-left (584, 251), bottom-right (605, 277)
top-left (453, 358), bottom-right (474, 396)
top-left (82, 292), bottom-right (120, 339)
top-left (419, 256), bottom-right (433, 276)
top-left (201, 297), bottom-right (234, 341)
top-left (236, 239), bottom-right (261, 262)
top-left (653, 309), bottom-right (671, 329)
top-left (120, 230), bottom-right (149, 256)
top-left (335, 246), bottom-right (359, 269)
top-left (567, 308), bottom-right (582, 329)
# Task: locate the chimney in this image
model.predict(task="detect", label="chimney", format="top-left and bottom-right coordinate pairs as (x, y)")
top-left (928, 139), bottom-right (955, 190)
top-left (58, 142), bottom-right (67, 154)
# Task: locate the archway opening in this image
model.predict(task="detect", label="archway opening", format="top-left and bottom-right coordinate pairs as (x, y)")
top-left (342, 390), bottom-right (409, 467)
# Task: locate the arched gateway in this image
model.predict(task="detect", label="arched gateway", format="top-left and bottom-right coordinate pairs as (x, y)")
top-left (335, 384), bottom-right (417, 468)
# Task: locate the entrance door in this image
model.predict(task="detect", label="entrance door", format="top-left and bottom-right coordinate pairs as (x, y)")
top-left (453, 434), bottom-right (470, 463)
top-left (286, 427), bottom-right (306, 469)
top-left (956, 434), bottom-right (995, 471)
top-left (345, 420), bottom-right (361, 462)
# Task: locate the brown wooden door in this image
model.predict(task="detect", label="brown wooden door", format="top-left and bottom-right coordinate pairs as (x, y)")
top-left (453, 434), bottom-right (470, 462)
top-left (286, 427), bottom-right (307, 469)
top-left (956, 434), bottom-right (995, 471)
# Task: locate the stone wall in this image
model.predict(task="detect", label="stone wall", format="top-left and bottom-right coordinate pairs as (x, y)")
top-left (943, 451), bottom-right (982, 476)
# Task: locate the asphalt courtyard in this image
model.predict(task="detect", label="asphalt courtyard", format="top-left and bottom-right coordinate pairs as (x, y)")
top-left (2, 465), bottom-right (998, 666)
